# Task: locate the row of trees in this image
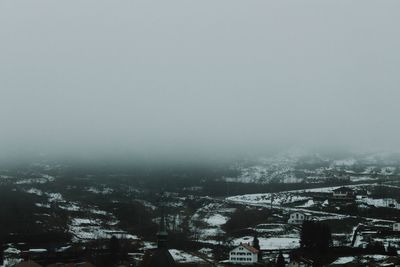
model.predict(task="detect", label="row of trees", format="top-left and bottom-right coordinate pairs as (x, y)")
top-left (300, 221), bottom-right (332, 252)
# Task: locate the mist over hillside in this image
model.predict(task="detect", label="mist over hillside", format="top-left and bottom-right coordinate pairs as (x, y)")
top-left (1, 1), bottom-right (400, 266)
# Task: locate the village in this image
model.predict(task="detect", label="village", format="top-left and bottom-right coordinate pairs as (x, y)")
top-left (1, 152), bottom-right (400, 267)
top-left (2, 178), bottom-right (400, 267)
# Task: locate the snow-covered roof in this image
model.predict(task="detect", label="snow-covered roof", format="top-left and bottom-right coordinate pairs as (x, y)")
top-left (331, 256), bottom-right (355, 264)
top-left (28, 248), bottom-right (47, 253)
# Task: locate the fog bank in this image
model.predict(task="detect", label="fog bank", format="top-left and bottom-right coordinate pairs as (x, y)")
top-left (1, 1), bottom-right (400, 162)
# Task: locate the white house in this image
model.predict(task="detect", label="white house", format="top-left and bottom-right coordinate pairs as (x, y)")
top-left (229, 243), bottom-right (259, 264)
top-left (288, 212), bottom-right (311, 225)
top-left (393, 222), bottom-right (400, 231)
top-left (332, 187), bottom-right (355, 200)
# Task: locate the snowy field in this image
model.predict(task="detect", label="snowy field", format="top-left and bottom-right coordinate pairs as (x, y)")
top-left (357, 197), bottom-right (400, 209)
top-left (227, 192), bottom-right (310, 206)
top-left (169, 249), bottom-right (208, 264)
top-left (190, 202), bottom-right (234, 242)
top-left (69, 217), bottom-right (138, 242)
top-left (232, 236), bottom-right (300, 250)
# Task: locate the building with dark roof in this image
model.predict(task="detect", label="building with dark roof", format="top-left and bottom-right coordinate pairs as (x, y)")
top-left (140, 210), bottom-right (176, 267)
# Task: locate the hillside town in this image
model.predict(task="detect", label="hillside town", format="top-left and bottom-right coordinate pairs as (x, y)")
top-left (2, 0), bottom-right (400, 265)
top-left (1, 153), bottom-right (400, 267)
top-left (2, 194), bottom-right (400, 267)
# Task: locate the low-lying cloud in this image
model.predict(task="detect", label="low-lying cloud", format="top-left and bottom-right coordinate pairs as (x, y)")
top-left (1, 0), bottom-right (400, 162)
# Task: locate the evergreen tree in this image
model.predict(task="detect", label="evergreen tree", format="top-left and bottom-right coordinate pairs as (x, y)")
top-left (253, 234), bottom-right (261, 262)
top-left (276, 251), bottom-right (285, 267)
top-left (0, 242), bottom-right (3, 266)
top-left (366, 241), bottom-right (385, 254)
top-left (387, 243), bottom-right (398, 256)
top-left (253, 234), bottom-right (260, 251)
top-left (300, 221), bottom-right (332, 252)
top-left (300, 221), bottom-right (314, 249)
top-left (109, 235), bottom-right (120, 264)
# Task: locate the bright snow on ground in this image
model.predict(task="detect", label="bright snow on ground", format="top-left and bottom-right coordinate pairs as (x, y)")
top-left (60, 203), bottom-right (81, 211)
top-left (90, 208), bottom-right (109, 215)
top-left (190, 203), bottom-right (234, 242)
top-left (26, 189), bottom-right (69, 206)
top-left (169, 249), bottom-right (206, 263)
top-left (357, 197), bottom-right (400, 209)
top-left (297, 199), bottom-right (314, 208)
top-left (373, 237), bottom-right (400, 248)
top-left (285, 183), bottom-right (376, 194)
top-left (135, 199), bottom-right (157, 210)
top-left (223, 164), bottom-right (302, 184)
top-left (198, 228), bottom-right (224, 239)
top-left (35, 203), bottom-right (50, 208)
top-left (29, 249), bottom-right (47, 253)
top-left (227, 192), bottom-right (310, 206)
top-left (4, 247), bottom-right (21, 255)
top-left (16, 174), bottom-right (55, 185)
top-left (233, 236), bottom-right (299, 250)
top-left (26, 188), bottom-right (43, 196)
top-left (30, 189), bottom-right (118, 240)
top-left (47, 193), bottom-right (64, 202)
top-left (142, 242), bottom-right (157, 250)
top-left (332, 256), bottom-right (355, 264)
top-left (1, 258), bottom-right (22, 267)
top-left (87, 187), bottom-right (113, 194)
top-left (69, 218), bottom-right (137, 242)
top-left (358, 255), bottom-right (389, 263)
top-left (350, 176), bottom-right (377, 182)
top-left (198, 248), bottom-right (213, 259)
top-left (381, 167), bottom-right (396, 175)
top-left (55, 246), bottom-right (71, 252)
top-left (253, 224), bottom-right (285, 233)
top-left (205, 214), bottom-right (228, 227)
top-left (333, 159), bottom-right (356, 166)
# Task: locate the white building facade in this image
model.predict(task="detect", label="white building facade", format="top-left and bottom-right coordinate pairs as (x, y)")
top-left (332, 187), bottom-right (355, 200)
top-left (288, 212), bottom-right (309, 225)
top-left (229, 244), bottom-right (259, 264)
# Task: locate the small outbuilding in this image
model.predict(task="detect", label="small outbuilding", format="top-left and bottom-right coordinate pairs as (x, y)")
top-left (332, 187), bottom-right (356, 200)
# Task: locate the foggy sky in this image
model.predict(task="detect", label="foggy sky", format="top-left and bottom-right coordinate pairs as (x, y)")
top-left (1, 1), bottom-right (400, 161)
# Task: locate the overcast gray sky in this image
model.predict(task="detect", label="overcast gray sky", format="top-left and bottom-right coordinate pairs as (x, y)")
top-left (1, 1), bottom-right (400, 160)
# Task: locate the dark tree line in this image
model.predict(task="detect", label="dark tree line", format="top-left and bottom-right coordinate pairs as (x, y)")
top-left (223, 207), bottom-right (271, 233)
top-left (276, 251), bottom-right (285, 267)
top-left (300, 221), bottom-right (332, 253)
